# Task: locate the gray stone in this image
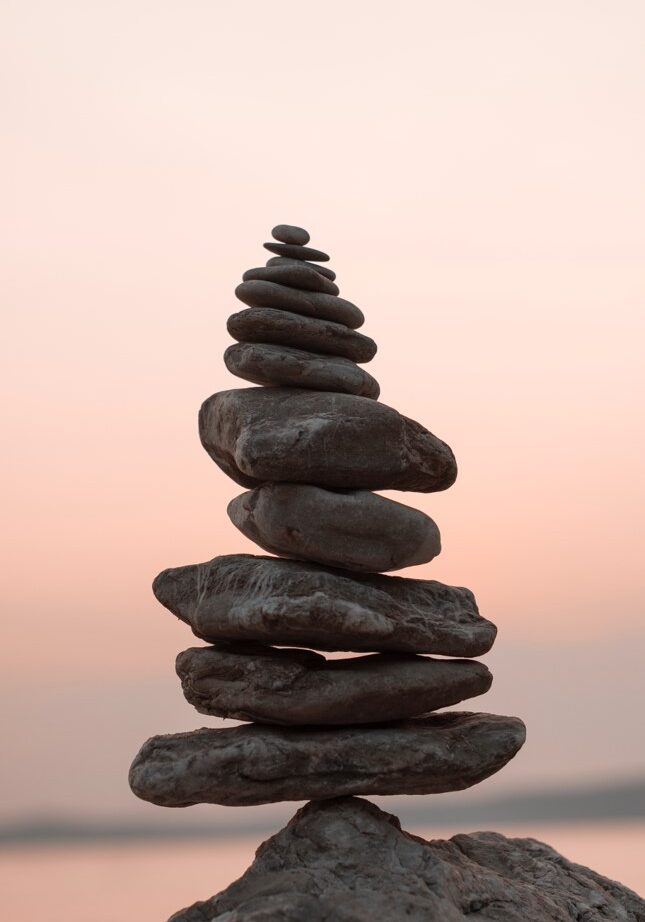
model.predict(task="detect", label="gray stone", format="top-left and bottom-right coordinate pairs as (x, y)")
top-left (264, 241), bottom-right (330, 262)
top-left (224, 343), bottom-right (380, 399)
top-left (152, 554), bottom-right (497, 655)
top-left (228, 484), bottom-right (440, 572)
top-left (168, 796), bottom-right (645, 922)
top-left (129, 712), bottom-right (526, 807)
top-left (267, 255), bottom-right (336, 281)
top-left (242, 264), bottom-right (339, 296)
top-left (176, 645), bottom-right (492, 725)
top-left (235, 280), bottom-right (363, 328)
top-left (227, 308), bottom-right (376, 362)
top-left (271, 224), bottom-right (310, 245)
top-left (199, 388), bottom-right (458, 492)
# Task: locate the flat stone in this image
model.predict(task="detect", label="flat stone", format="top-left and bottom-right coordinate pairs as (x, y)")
top-left (228, 484), bottom-right (439, 571)
top-left (227, 308), bottom-right (376, 362)
top-left (267, 256), bottom-right (336, 281)
top-left (152, 553), bottom-right (497, 655)
top-left (224, 343), bottom-right (380, 399)
top-left (176, 645), bottom-right (493, 725)
top-left (168, 797), bottom-right (645, 922)
top-left (199, 388), bottom-right (457, 492)
top-left (264, 241), bottom-right (330, 262)
top-left (242, 264), bottom-right (339, 296)
top-left (235, 280), bottom-right (363, 328)
top-left (271, 224), bottom-right (310, 245)
top-left (129, 712), bottom-right (526, 807)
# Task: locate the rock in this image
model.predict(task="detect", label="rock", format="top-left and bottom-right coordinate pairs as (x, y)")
top-left (176, 645), bottom-right (492, 725)
top-left (227, 308), bottom-right (376, 362)
top-left (264, 241), bottom-right (330, 262)
top-left (199, 388), bottom-right (457, 492)
top-left (129, 711), bottom-right (526, 807)
top-left (228, 484), bottom-right (439, 572)
top-left (152, 554), bottom-right (497, 655)
top-left (242, 263), bottom-right (339, 296)
top-left (271, 224), bottom-right (310, 245)
top-left (267, 255), bottom-right (336, 281)
top-left (235, 280), bottom-right (363, 328)
top-left (224, 343), bottom-right (380, 399)
top-left (168, 796), bottom-right (645, 922)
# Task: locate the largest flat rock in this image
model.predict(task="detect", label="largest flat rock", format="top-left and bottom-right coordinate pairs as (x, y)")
top-left (169, 797), bottom-right (645, 922)
top-left (129, 711), bottom-right (526, 807)
top-left (152, 554), bottom-right (497, 655)
top-left (199, 388), bottom-right (457, 492)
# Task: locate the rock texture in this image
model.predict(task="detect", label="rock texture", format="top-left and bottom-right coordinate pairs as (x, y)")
top-left (242, 264), bottom-right (339, 295)
top-left (224, 343), bottom-right (380, 398)
top-left (228, 483), bottom-right (440, 572)
top-left (176, 645), bottom-right (492, 725)
top-left (227, 307), bottom-right (376, 362)
top-left (235, 280), bottom-right (363, 328)
top-left (152, 554), bottom-right (497, 655)
top-left (169, 797), bottom-right (645, 922)
top-left (199, 388), bottom-right (458, 492)
top-left (129, 712), bottom-right (526, 807)
top-left (271, 224), bottom-right (310, 245)
top-left (266, 255), bottom-right (337, 281)
top-left (263, 241), bottom-right (330, 262)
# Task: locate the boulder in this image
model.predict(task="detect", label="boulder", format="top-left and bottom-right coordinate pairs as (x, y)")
top-left (235, 280), bottom-right (363, 328)
top-left (266, 255), bottom-right (336, 281)
top-left (242, 264), bottom-right (339, 296)
top-left (199, 388), bottom-right (457, 492)
top-left (152, 554), bottom-right (496, 655)
top-left (224, 344), bottom-right (380, 399)
top-left (228, 483), bottom-right (439, 571)
top-left (129, 711), bottom-right (526, 807)
top-left (176, 644), bottom-right (492, 725)
top-left (271, 224), bottom-right (310, 245)
top-left (263, 241), bottom-right (330, 261)
top-left (168, 796), bottom-right (645, 921)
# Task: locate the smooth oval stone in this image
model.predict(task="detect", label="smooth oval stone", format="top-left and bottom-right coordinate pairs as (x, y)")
top-left (152, 554), bottom-right (496, 655)
top-left (176, 645), bottom-right (492, 725)
top-left (199, 388), bottom-right (457, 492)
top-left (227, 308), bottom-right (376, 363)
top-left (264, 241), bottom-right (330, 262)
top-left (224, 343), bottom-right (380, 399)
top-left (242, 264), bottom-right (339, 296)
top-left (228, 484), bottom-right (439, 572)
top-left (266, 256), bottom-right (336, 282)
top-left (235, 280), bottom-right (363, 328)
top-left (271, 224), bottom-right (310, 245)
top-left (129, 712), bottom-right (526, 807)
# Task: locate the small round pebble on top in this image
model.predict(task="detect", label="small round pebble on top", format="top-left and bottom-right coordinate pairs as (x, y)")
top-left (272, 224), bottom-right (310, 246)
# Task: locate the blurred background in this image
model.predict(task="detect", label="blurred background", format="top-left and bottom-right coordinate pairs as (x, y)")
top-left (1, 1), bottom-right (644, 919)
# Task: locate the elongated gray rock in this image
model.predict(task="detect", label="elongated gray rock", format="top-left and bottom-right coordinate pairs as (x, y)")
top-left (152, 554), bottom-right (497, 655)
top-left (264, 241), bottom-right (329, 262)
top-left (272, 224), bottom-right (310, 245)
top-left (129, 711), bottom-right (526, 807)
top-left (224, 343), bottom-right (380, 399)
top-left (176, 645), bottom-right (492, 725)
top-left (267, 255), bottom-right (336, 281)
top-left (242, 263), bottom-right (339, 295)
top-left (235, 280), bottom-right (363, 328)
top-left (199, 388), bottom-right (457, 492)
top-left (228, 484), bottom-right (439, 572)
top-left (169, 797), bottom-right (645, 922)
top-left (227, 308), bottom-right (376, 362)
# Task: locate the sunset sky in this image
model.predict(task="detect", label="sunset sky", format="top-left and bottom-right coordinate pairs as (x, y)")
top-left (1, 0), bottom-right (644, 826)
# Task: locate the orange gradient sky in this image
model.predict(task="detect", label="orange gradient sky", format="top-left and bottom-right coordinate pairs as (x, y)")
top-left (1, 0), bottom-right (644, 821)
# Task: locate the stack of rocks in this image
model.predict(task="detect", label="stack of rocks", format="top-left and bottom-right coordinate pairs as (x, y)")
top-left (129, 226), bottom-right (527, 916)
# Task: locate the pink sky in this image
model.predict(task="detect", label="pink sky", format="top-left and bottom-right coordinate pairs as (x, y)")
top-left (1, 1), bottom-right (644, 820)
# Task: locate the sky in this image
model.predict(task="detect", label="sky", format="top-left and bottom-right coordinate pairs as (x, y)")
top-left (1, 0), bottom-right (644, 826)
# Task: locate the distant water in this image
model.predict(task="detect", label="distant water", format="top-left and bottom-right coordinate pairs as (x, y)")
top-left (1, 821), bottom-right (643, 921)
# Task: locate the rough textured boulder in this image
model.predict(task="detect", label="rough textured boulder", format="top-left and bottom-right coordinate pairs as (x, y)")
top-left (242, 264), bottom-right (339, 296)
top-left (235, 280), bottom-right (363, 328)
top-left (129, 712), bottom-right (526, 807)
top-left (224, 343), bottom-right (380, 399)
top-left (152, 554), bottom-right (497, 655)
top-left (227, 307), bottom-right (376, 362)
top-left (228, 484), bottom-right (440, 572)
top-left (176, 645), bottom-right (492, 725)
top-left (169, 796), bottom-right (645, 922)
top-left (199, 388), bottom-right (457, 492)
